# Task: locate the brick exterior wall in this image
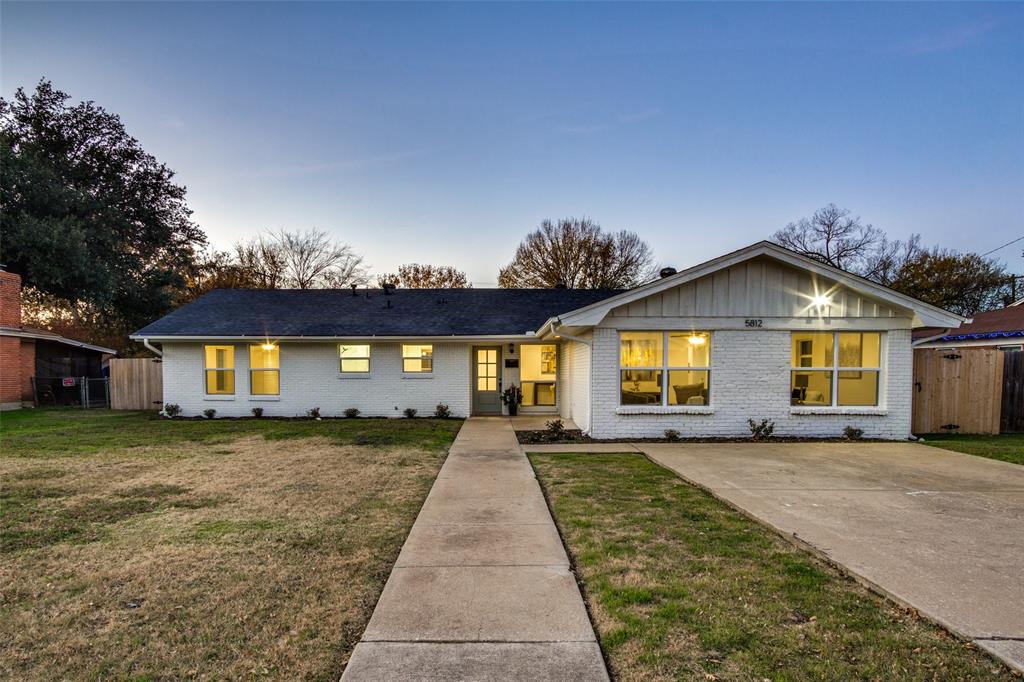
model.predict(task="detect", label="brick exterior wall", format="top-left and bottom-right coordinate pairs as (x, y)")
top-left (558, 335), bottom-right (592, 431)
top-left (0, 270), bottom-right (26, 408)
top-left (162, 341), bottom-right (473, 418)
top-left (588, 327), bottom-right (913, 440)
top-left (19, 338), bottom-right (36, 402)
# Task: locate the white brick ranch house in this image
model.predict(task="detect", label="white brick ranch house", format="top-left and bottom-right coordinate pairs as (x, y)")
top-left (131, 242), bottom-right (964, 439)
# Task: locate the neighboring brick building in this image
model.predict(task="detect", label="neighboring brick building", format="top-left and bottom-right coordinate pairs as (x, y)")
top-left (0, 268), bottom-right (116, 410)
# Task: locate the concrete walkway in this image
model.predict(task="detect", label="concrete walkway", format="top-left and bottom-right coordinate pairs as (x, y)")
top-left (342, 418), bottom-right (608, 681)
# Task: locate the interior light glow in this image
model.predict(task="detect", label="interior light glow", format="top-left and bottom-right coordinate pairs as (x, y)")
top-left (688, 334), bottom-right (707, 346)
top-left (261, 343), bottom-right (277, 351)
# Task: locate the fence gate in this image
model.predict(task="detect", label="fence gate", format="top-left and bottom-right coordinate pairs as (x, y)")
top-left (1002, 351), bottom-right (1024, 433)
top-left (109, 358), bottom-right (163, 411)
top-left (912, 348), bottom-right (1003, 435)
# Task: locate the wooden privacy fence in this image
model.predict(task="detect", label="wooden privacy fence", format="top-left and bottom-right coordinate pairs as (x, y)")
top-left (1002, 351), bottom-right (1024, 433)
top-left (109, 358), bottom-right (163, 411)
top-left (912, 348), bottom-right (1005, 435)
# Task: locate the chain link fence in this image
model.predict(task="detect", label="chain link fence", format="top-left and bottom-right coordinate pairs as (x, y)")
top-left (32, 377), bottom-right (110, 408)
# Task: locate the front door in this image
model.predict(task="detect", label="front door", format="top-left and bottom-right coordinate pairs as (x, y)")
top-left (473, 346), bottom-right (502, 414)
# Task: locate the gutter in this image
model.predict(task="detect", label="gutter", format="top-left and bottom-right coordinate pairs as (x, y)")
top-left (550, 318), bottom-right (592, 347)
top-left (142, 338), bottom-right (163, 357)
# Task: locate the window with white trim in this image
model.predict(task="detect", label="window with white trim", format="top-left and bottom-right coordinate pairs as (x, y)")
top-left (204, 345), bottom-right (235, 395)
top-left (339, 344), bottom-right (371, 373)
top-left (619, 331), bottom-right (711, 406)
top-left (790, 332), bottom-right (882, 406)
top-left (402, 344), bottom-right (433, 373)
top-left (249, 344), bottom-right (280, 395)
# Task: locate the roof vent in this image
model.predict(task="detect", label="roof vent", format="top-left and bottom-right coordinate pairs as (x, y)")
top-left (659, 267), bottom-right (677, 278)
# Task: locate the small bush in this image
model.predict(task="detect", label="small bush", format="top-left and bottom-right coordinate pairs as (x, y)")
top-left (162, 403), bottom-right (182, 418)
top-left (307, 407), bottom-right (321, 419)
top-left (546, 419), bottom-right (565, 436)
top-left (344, 408), bottom-right (361, 419)
top-left (403, 408), bottom-right (417, 419)
top-left (202, 408), bottom-right (217, 420)
top-left (251, 407), bottom-right (264, 418)
top-left (748, 418), bottom-right (775, 441)
top-left (434, 403), bottom-right (451, 418)
top-left (843, 425), bottom-right (864, 441)
top-left (664, 428), bottom-right (681, 442)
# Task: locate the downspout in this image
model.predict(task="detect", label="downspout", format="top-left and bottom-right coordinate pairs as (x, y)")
top-left (142, 338), bottom-right (163, 357)
top-left (551, 319), bottom-right (594, 437)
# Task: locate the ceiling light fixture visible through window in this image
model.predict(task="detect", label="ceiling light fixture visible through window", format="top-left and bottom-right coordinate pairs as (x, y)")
top-left (261, 342), bottom-right (277, 351)
top-left (688, 334), bottom-right (706, 346)
top-left (811, 294), bottom-right (831, 308)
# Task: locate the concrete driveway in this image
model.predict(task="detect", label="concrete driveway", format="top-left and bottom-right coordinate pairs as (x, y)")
top-left (639, 442), bottom-right (1024, 672)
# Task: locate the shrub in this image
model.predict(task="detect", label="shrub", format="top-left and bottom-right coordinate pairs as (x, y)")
top-left (307, 407), bottom-right (321, 419)
top-left (403, 408), bottom-right (417, 418)
top-left (251, 407), bottom-right (263, 418)
top-left (545, 419), bottom-right (565, 437)
top-left (843, 425), bottom-right (864, 441)
top-left (162, 403), bottom-right (181, 418)
top-left (664, 428), bottom-right (681, 442)
top-left (202, 408), bottom-right (217, 419)
top-left (434, 403), bottom-right (451, 418)
top-left (344, 408), bottom-right (361, 418)
top-left (748, 418), bottom-right (775, 441)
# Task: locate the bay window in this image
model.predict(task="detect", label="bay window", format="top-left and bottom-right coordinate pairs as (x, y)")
top-left (791, 332), bottom-right (881, 406)
top-left (204, 345), bottom-right (235, 395)
top-left (249, 344), bottom-right (280, 395)
top-left (619, 331), bottom-right (711, 406)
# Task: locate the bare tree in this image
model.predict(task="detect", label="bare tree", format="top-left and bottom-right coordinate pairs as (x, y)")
top-left (772, 205), bottom-right (1011, 313)
top-left (771, 204), bottom-right (902, 280)
top-left (377, 264), bottom-right (470, 288)
top-left (498, 218), bottom-right (656, 289)
top-left (233, 229), bottom-right (367, 289)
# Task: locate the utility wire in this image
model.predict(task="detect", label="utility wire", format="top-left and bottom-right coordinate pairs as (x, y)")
top-left (981, 235), bottom-right (1024, 257)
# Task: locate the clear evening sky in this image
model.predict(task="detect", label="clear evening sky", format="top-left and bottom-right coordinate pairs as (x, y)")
top-left (3, 1), bottom-right (1022, 286)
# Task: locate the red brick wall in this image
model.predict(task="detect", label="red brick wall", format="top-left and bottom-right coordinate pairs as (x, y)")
top-left (0, 270), bottom-right (26, 406)
top-left (0, 270), bottom-right (22, 328)
top-left (20, 338), bottom-right (36, 401)
top-left (1, 335), bottom-right (22, 405)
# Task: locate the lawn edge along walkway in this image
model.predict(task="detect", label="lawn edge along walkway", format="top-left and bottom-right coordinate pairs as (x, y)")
top-left (341, 418), bottom-right (609, 681)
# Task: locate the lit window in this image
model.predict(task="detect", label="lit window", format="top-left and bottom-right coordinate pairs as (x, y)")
top-left (521, 344), bottom-right (557, 406)
top-left (340, 344), bottom-right (371, 373)
top-left (791, 332), bottom-right (881, 406)
top-left (619, 332), bottom-right (711, 406)
top-left (249, 344), bottom-right (280, 395)
top-left (204, 345), bottom-right (235, 395)
top-left (402, 344), bottom-right (433, 373)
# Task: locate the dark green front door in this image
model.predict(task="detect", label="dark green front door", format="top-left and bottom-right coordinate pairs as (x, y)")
top-left (473, 346), bottom-right (502, 414)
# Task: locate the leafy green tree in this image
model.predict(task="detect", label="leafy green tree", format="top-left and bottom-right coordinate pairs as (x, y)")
top-left (884, 248), bottom-right (1010, 316)
top-left (0, 80), bottom-right (205, 331)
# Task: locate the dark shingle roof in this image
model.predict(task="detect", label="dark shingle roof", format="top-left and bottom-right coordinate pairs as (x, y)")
top-left (132, 288), bottom-right (623, 338)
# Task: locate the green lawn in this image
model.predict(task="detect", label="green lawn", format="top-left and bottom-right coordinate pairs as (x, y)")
top-left (0, 407), bottom-right (461, 456)
top-left (0, 408), bottom-right (461, 680)
top-left (918, 433), bottom-right (1024, 466)
top-left (530, 452), bottom-right (1013, 681)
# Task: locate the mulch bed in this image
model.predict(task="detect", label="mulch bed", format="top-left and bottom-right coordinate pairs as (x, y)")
top-left (515, 430), bottom-right (894, 445)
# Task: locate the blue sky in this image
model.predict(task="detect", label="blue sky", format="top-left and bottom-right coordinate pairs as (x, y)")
top-left (3, 1), bottom-right (1022, 285)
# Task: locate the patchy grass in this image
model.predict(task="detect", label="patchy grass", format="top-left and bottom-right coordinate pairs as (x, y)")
top-left (0, 409), bottom-right (460, 680)
top-left (530, 452), bottom-right (1014, 681)
top-left (0, 408), bottom-right (462, 457)
top-left (918, 433), bottom-right (1024, 466)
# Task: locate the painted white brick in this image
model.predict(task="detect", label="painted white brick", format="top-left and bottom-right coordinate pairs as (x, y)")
top-left (162, 342), bottom-right (471, 418)
top-left (588, 327), bottom-right (913, 440)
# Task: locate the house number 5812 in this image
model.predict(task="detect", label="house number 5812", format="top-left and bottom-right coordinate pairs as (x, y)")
top-left (744, 319), bottom-right (763, 328)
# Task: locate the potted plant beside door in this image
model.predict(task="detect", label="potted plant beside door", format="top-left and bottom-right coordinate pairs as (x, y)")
top-left (501, 384), bottom-right (523, 416)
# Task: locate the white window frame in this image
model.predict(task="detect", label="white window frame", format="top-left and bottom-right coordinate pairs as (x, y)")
top-left (790, 331), bottom-right (883, 407)
top-left (248, 344), bottom-right (280, 396)
top-left (204, 344), bottom-right (235, 396)
top-left (618, 331), bottom-right (712, 407)
top-left (339, 344), bottom-right (371, 374)
top-left (402, 344), bottom-right (433, 373)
